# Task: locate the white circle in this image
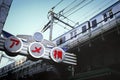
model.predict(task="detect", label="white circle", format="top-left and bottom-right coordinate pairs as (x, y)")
top-left (50, 47), bottom-right (65, 63)
top-left (28, 42), bottom-right (45, 59)
top-left (33, 32), bottom-right (43, 42)
top-left (4, 36), bottom-right (23, 53)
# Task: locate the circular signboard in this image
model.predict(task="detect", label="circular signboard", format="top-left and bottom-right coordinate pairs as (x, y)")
top-left (4, 36), bottom-right (23, 53)
top-left (50, 47), bottom-right (65, 63)
top-left (33, 32), bottom-right (43, 42)
top-left (28, 42), bottom-right (45, 59)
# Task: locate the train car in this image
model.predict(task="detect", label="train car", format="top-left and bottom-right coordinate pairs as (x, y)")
top-left (89, 1), bottom-right (120, 38)
top-left (53, 21), bottom-right (90, 50)
top-left (53, 1), bottom-right (120, 51)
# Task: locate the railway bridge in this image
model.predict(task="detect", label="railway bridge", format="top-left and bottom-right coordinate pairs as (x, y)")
top-left (0, 0), bottom-right (120, 80)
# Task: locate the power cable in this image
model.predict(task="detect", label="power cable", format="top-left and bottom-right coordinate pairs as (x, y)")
top-left (78, 0), bottom-right (114, 22)
top-left (56, 13), bottom-right (76, 24)
top-left (56, 0), bottom-right (78, 24)
top-left (52, 0), bottom-right (63, 10)
top-left (58, 0), bottom-right (77, 14)
top-left (63, 0), bottom-right (87, 15)
top-left (66, 0), bottom-right (94, 17)
top-left (54, 22), bottom-right (70, 30)
top-left (52, 0), bottom-right (114, 33)
top-left (55, 0), bottom-right (93, 26)
top-left (51, 0), bottom-right (88, 29)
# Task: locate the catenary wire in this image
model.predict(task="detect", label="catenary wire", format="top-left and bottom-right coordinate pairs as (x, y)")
top-left (63, 0), bottom-right (87, 15)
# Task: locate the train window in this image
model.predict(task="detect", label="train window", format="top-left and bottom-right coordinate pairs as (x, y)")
top-left (82, 25), bottom-right (87, 33)
top-left (109, 9), bottom-right (113, 19)
top-left (70, 32), bottom-right (73, 39)
top-left (74, 30), bottom-right (77, 37)
top-left (62, 36), bottom-right (66, 43)
top-left (60, 38), bottom-right (63, 44)
top-left (56, 37), bottom-right (66, 45)
top-left (103, 13), bottom-right (107, 22)
top-left (92, 19), bottom-right (97, 28)
top-left (56, 39), bottom-right (60, 45)
top-left (70, 30), bottom-right (77, 39)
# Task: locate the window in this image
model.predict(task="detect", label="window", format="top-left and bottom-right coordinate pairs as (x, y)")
top-left (74, 30), bottom-right (77, 37)
top-left (62, 36), bottom-right (66, 43)
top-left (56, 39), bottom-right (60, 45)
top-left (70, 30), bottom-right (77, 39)
top-left (103, 13), bottom-right (107, 22)
top-left (109, 9), bottom-right (113, 19)
top-left (70, 32), bottom-right (73, 39)
top-left (82, 25), bottom-right (87, 33)
top-left (92, 19), bottom-right (97, 28)
top-left (60, 38), bottom-right (63, 44)
top-left (56, 37), bottom-right (66, 45)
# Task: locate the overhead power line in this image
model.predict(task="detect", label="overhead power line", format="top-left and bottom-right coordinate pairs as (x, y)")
top-left (58, 0), bottom-right (77, 13)
top-left (54, 12), bottom-right (76, 24)
top-left (56, 0), bottom-right (93, 25)
top-left (53, 16), bottom-right (74, 29)
top-left (63, 0), bottom-right (87, 15)
top-left (54, 22), bottom-right (70, 30)
top-left (52, 0), bottom-right (63, 10)
top-left (78, 0), bottom-right (114, 22)
top-left (66, 0), bottom-right (94, 17)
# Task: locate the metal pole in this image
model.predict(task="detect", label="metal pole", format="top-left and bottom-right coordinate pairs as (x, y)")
top-left (0, 52), bottom-right (3, 63)
top-left (71, 65), bottom-right (75, 76)
top-left (49, 10), bottom-right (54, 41)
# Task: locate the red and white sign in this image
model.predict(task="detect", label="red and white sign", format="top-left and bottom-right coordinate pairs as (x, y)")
top-left (28, 42), bottom-right (45, 59)
top-left (4, 36), bottom-right (23, 53)
top-left (50, 47), bottom-right (65, 63)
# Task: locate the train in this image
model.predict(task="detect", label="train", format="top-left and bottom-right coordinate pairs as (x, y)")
top-left (53, 1), bottom-right (120, 50)
top-left (0, 0), bottom-right (120, 78)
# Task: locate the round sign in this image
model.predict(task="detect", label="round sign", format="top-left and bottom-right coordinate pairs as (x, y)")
top-left (33, 32), bottom-right (43, 42)
top-left (50, 47), bottom-right (65, 63)
top-left (28, 42), bottom-right (45, 59)
top-left (4, 36), bottom-right (23, 53)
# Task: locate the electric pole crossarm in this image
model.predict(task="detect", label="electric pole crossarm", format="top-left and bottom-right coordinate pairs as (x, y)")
top-left (53, 16), bottom-right (74, 29)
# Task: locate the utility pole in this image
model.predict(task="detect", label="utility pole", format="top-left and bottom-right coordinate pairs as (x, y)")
top-left (42, 9), bottom-right (74, 41)
top-left (49, 9), bottom-right (54, 41)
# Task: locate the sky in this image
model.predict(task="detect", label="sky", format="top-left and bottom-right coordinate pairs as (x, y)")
top-left (0, 0), bottom-right (119, 68)
top-left (3, 0), bottom-right (118, 40)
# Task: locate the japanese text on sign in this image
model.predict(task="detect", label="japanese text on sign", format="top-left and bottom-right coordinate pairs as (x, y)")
top-left (50, 47), bottom-right (65, 63)
top-left (4, 36), bottom-right (23, 53)
top-left (28, 42), bottom-right (45, 59)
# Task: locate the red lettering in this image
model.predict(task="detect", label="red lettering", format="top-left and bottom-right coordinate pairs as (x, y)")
top-left (54, 50), bottom-right (62, 59)
top-left (10, 38), bottom-right (20, 48)
top-left (32, 47), bottom-right (41, 53)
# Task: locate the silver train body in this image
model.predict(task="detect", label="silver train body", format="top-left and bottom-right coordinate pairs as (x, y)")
top-left (53, 1), bottom-right (120, 50)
